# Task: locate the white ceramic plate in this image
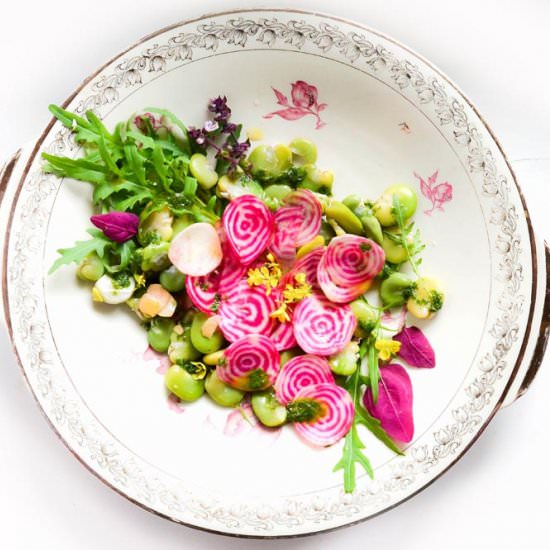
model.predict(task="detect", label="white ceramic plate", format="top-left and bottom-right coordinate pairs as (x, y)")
top-left (0, 8), bottom-right (548, 538)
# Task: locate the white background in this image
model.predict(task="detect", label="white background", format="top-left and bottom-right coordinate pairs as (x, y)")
top-left (1, 1), bottom-right (549, 548)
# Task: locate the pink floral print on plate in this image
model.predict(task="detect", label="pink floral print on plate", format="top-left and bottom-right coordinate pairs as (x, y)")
top-left (414, 170), bottom-right (453, 215)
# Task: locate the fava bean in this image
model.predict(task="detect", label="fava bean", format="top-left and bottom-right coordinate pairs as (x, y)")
top-left (159, 265), bottom-right (186, 293)
top-left (296, 235), bottom-right (325, 259)
top-left (325, 201), bottom-right (363, 235)
top-left (140, 241), bottom-right (171, 272)
top-left (205, 370), bottom-right (245, 407)
top-left (139, 207), bottom-right (173, 243)
top-left (165, 364), bottom-right (205, 402)
top-left (249, 144), bottom-right (292, 177)
top-left (301, 164), bottom-right (334, 195)
top-left (382, 229), bottom-right (413, 264)
top-left (329, 341), bottom-right (359, 376)
top-left (374, 184), bottom-right (418, 227)
top-left (168, 326), bottom-right (201, 362)
top-left (264, 184), bottom-right (293, 201)
top-left (349, 299), bottom-right (379, 335)
top-left (251, 391), bottom-right (287, 427)
top-left (172, 214), bottom-right (194, 236)
top-left (380, 272), bottom-right (414, 308)
top-left (189, 153), bottom-right (218, 189)
top-left (289, 138), bottom-right (318, 165)
top-left (147, 318), bottom-right (175, 353)
top-left (407, 277), bottom-right (444, 319)
top-left (77, 253), bottom-right (105, 282)
top-left (280, 348), bottom-right (302, 367)
top-left (342, 194), bottom-right (362, 212)
top-left (203, 349), bottom-right (226, 366)
top-left (319, 221), bottom-right (336, 242)
top-left (359, 213), bottom-right (384, 245)
top-left (190, 312), bottom-right (225, 354)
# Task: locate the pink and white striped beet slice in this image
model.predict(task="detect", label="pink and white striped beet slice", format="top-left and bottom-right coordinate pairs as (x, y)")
top-left (283, 247), bottom-right (324, 290)
top-left (270, 320), bottom-right (297, 351)
top-left (284, 189), bottom-right (322, 246)
top-left (218, 241), bottom-right (247, 294)
top-left (324, 235), bottom-right (385, 286)
top-left (219, 279), bottom-right (276, 342)
top-left (217, 334), bottom-right (280, 391)
top-left (293, 293), bottom-right (357, 355)
top-left (292, 383), bottom-right (354, 446)
top-left (185, 270), bottom-right (220, 313)
top-left (317, 254), bottom-right (372, 303)
top-left (274, 355), bottom-right (334, 405)
top-left (222, 194), bottom-right (274, 264)
top-left (270, 206), bottom-right (302, 261)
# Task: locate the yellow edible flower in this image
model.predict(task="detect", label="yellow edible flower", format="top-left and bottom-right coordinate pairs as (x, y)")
top-left (282, 272), bottom-right (312, 303)
top-left (247, 255), bottom-right (282, 295)
top-left (133, 273), bottom-right (146, 288)
top-left (375, 339), bottom-right (401, 361)
top-left (270, 302), bottom-right (290, 323)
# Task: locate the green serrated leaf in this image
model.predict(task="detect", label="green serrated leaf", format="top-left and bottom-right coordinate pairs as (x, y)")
top-left (367, 344), bottom-right (380, 403)
top-left (49, 228), bottom-right (110, 274)
top-left (42, 153), bottom-right (108, 185)
top-left (355, 406), bottom-right (405, 456)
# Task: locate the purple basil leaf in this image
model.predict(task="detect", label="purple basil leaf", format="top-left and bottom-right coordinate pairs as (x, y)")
top-left (363, 363), bottom-right (414, 443)
top-left (394, 326), bottom-right (436, 369)
top-left (90, 211), bottom-right (139, 243)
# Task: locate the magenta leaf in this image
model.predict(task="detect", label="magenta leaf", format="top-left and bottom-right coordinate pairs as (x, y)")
top-left (263, 107), bottom-right (308, 121)
top-left (271, 87), bottom-right (289, 106)
top-left (394, 326), bottom-right (436, 369)
top-left (363, 363), bottom-right (414, 443)
top-left (90, 211), bottom-right (139, 242)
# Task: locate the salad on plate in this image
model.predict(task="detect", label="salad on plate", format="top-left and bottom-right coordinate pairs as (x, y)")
top-left (44, 96), bottom-right (445, 492)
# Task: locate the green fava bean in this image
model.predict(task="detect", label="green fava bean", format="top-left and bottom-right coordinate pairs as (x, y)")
top-left (159, 265), bottom-right (186, 293)
top-left (319, 220), bottom-right (336, 242)
top-left (280, 348), bottom-right (302, 367)
top-left (289, 138), bottom-right (317, 164)
top-left (168, 326), bottom-right (201, 362)
top-left (325, 201), bottom-right (363, 235)
top-left (189, 153), bottom-right (218, 189)
top-left (374, 184), bottom-right (418, 227)
top-left (342, 194), bottom-right (362, 212)
top-left (205, 370), bottom-right (245, 407)
top-left (360, 213), bottom-right (384, 245)
top-left (165, 364), bottom-right (205, 402)
top-left (380, 272), bottom-right (414, 307)
top-left (190, 313), bottom-right (225, 354)
top-left (76, 253), bottom-right (105, 282)
top-left (264, 184), bottom-right (293, 201)
top-left (329, 342), bottom-right (360, 376)
top-left (140, 241), bottom-right (171, 272)
top-left (350, 299), bottom-right (379, 334)
top-left (382, 228), bottom-right (413, 264)
top-left (301, 164), bottom-right (334, 195)
top-left (251, 391), bottom-right (287, 427)
top-left (147, 318), bottom-right (175, 353)
top-left (249, 144), bottom-right (292, 177)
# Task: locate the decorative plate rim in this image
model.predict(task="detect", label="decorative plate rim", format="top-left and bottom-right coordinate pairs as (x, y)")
top-left (1, 7), bottom-right (540, 538)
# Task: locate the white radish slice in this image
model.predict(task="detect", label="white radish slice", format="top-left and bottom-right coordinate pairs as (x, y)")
top-left (168, 222), bottom-right (223, 276)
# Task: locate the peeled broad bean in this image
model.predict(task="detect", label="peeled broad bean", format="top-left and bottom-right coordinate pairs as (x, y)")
top-left (301, 165), bottom-right (334, 194)
top-left (172, 214), bottom-right (194, 236)
top-left (190, 312), bottom-right (224, 354)
top-left (140, 241), bottom-right (171, 272)
top-left (77, 253), bottom-right (105, 282)
top-left (139, 207), bottom-right (173, 243)
top-left (280, 348), bottom-right (301, 367)
top-left (380, 272), bottom-right (414, 307)
top-left (249, 144), bottom-right (292, 177)
top-left (342, 194), bottom-right (362, 211)
top-left (382, 229), bottom-right (413, 264)
top-left (264, 184), bottom-right (293, 201)
top-left (329, 341), bottom-right (359, 376)
top-left (168, 326), bottom-right (201, 362)
top-left (251, 391), bottom-right (287, 427)
top-left (350, 299), bottom-right (379, 335)
top-left (373, 184), bottom-right (418, 227)
top-left (359, 213), bottom-right (384, 245)
top-left (147, 318), bottom-right (175, 353)
top-left (189, 153), bottom-right (218, 189)
top-left (407, 277), bottom-right (444, 319)
top-left (159, 265), bottom-right (186, 293)
top-left (205, 370), bottom-right (245, 407)
top-left (325, 201), bottom-right (363, 235)
top-left (165, 364), bottom-right (205, 402)
top-left (289, 138), bottom-right (318, 165)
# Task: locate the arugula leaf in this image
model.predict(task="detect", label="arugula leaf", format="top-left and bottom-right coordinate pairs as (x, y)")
top-left (49, 228), bottom-right (111, 274)
top-left (48, 105), bottom-right (101, 145)
top-left (333, 363), bottom-right (374, 493)
top-left (356, 407), bottom-right (405, 456)
top-left (391, 194), bottom-right (424, 276)
top-left (42, 153), bottom-right (108, 185)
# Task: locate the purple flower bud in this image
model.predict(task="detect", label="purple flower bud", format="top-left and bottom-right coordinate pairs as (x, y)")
top-left (208, 96), bottom-right (231, 122)
top-left (90, 211), bottom-right (140, 243)
top-left (203, 120), bottom-right (219, 132)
